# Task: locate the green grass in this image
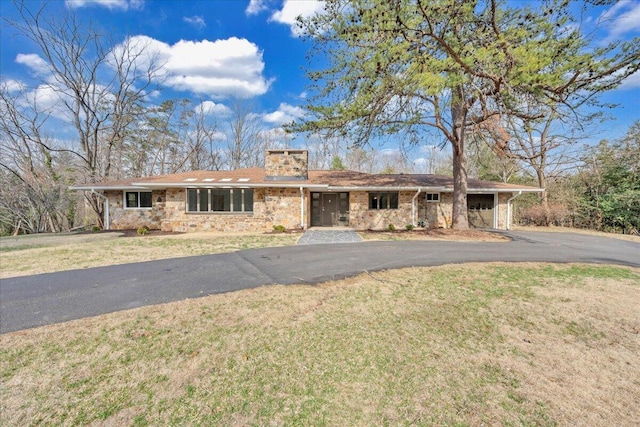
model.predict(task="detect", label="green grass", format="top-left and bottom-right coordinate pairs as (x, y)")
top-left (1, 264), bottom-right (639, 426)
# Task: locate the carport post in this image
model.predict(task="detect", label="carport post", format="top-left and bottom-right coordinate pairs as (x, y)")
top-left (506, 191), bottom-right (522, 230)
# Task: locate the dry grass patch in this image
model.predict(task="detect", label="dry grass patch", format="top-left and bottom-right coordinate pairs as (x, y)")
top-left (1, 263), bottom-right (638, 426)
top-left (513, 225), bottom-right (640, 242)
top-left (360, 228), bottom-right (508, 242)
top-left (0, 232), bottom-right (299, 279)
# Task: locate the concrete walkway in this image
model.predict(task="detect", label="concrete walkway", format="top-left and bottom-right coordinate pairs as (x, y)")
top-left (297, 227), bottom-right (363, 245)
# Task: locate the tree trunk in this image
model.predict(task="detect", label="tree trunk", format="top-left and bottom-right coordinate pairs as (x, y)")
top-left (450, 85), bottom-right (469, 230)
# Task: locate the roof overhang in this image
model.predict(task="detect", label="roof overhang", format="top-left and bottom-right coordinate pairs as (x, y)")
top-left (70, 183), bottom-right (544, 193)
top-left (69, 185), bottom-right (149, 191)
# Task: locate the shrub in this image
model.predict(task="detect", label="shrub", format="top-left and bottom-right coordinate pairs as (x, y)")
top-left (387, 224), bottom-right (396, 231)
top-left (405, 224), bottom-right (414, 231)
top-left (518, 203), bottom-right (571, 227)
top-left (91, 225), bottom-right (101, 232)
top-left (273, 225), bottom-right (286, 233)
top-left (137, 225), bottom-right (150, 235)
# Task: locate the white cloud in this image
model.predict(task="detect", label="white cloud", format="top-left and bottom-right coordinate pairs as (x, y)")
top-left (299, 91), bottom-right (308, 99)
top-left (1, 79), bottom-right (26, 93)
top-left (65, 0), bottom-right (144, 11)
top-left (599, 0), bottom-right (640, 42)
top-left (196, 100), bottom-right (231, 116)
top-left (618, 70), bottom-right (640, 90)
top-left (111, 35), bottom-right (272, 98)
top-left (246, 0), bottom-right (269, 16)
top-left (270, 0), bottom-right (325, 36)
top-left (263, 102), bottom-right (306, 124)
top-left (15, 54), bottom-right (50, 77)
top-left (183, 15), bottom-right (206, 29)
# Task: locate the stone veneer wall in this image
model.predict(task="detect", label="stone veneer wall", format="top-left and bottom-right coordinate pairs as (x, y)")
top-left (159, 187), bottom-right (304, 232)
top-left (348, 191), bottom-right (415, 230)
top-left (496, 192), bottom-right (511, 229)
top-left (105, 190), bottom-right (165, 230)
top-left (263, 188), bottom-right (304, 230)
top-left (265, 150), bottom-right (308, 180)
top-left (105, 188), bottom-right (514, 232)
top-left (415, 192), bottom-right (454, 228)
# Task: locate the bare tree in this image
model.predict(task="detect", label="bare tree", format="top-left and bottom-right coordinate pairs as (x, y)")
top-left (225, 100), bottom-right (262, 169)
top-left (5, 1), bottom-right (163, 226)
top-left (0, 82), bottom-right (76, 233)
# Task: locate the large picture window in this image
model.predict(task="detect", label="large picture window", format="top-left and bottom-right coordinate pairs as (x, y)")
top-left (125, 191), bottom-right (152, 209)
top-left (369, 192), bottom-right (399, 210)
top-left (187, 189), bottom-right (253, 213)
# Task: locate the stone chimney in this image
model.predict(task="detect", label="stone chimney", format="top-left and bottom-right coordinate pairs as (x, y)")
top-left (265, 149), bottom-right (308, 181)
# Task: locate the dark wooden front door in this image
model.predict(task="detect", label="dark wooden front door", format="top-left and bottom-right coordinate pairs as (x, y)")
top-left (321, 194), bottom-right (338, 226)
top-left (311, 192), bottom-right (349, 226)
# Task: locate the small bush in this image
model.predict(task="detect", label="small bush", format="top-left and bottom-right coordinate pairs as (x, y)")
top-left (91, 225), bottom-right (101, 232)
top-left (273, 225), bottom-right (286, 233)
top-left (405, 224), bottom-right (414, 231)
top-left (137, 225), bottom-right (150, 236)
top-left (387, 224), bottom-right (396, 231)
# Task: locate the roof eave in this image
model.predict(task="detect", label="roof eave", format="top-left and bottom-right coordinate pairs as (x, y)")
top-left (69, 185), bottom-right (147, 191)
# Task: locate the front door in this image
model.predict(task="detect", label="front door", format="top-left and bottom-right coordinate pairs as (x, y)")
top-left (321, 194), bottom-right (338, 226)
top-left (311, 192), bottom-right (349, 226)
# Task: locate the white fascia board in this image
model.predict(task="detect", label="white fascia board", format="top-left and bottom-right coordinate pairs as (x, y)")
top-left (135, 182), bottom-right (330, 190)
top-left (327, 186), bottom-right (448, 192)
top-left (69, 185), bottom-right (150, 191)
top-left (467, 188), bottom-right (544, 193)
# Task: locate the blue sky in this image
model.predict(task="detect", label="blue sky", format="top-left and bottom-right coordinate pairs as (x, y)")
top-left (1, 0), bottom-right (638, 165)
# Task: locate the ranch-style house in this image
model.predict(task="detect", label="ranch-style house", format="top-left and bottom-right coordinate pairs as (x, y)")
top-left (71, 149), bottom-right (543, 232)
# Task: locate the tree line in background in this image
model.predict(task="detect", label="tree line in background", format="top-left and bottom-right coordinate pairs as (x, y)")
top-left (1, 0), bottom-right (638, 235)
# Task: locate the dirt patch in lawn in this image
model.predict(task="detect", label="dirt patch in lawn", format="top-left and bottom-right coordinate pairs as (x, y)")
top-left (361, 228), bottom-right (509, 242)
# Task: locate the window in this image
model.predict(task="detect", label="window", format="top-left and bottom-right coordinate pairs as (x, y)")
top-left (186, 189), bottom-right (253, 212)
top-left (369, 192), bottom-right (399, 210)
top-left (125, 191), bottom-right (152, 208)
top-left (426, 193), bottom-right (440, 203)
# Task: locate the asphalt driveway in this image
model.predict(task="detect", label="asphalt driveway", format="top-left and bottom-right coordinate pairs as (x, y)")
top-left (1, 231), bottom-right (638, 333)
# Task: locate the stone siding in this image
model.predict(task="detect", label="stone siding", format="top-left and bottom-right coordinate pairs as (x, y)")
top-left (105, 187), bottom-right (515, 232)
top-left (265, 150), bottom-right (308, 180)
top-left (105, 190), bottom-right (165, 230)
top-left (348, 191), bottom-right (415, 230)
top-left (417, 192), bottom-right (453, 228)
top-left (263, 188), bottom-right (304, 230)
top-left (496, 192), bottom-right (511, 229)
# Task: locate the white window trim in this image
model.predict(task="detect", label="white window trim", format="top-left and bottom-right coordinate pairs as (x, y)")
top-left (123, 191), bottom-right (153, 209)
top-left (426, 193), bottom-right (440, 203)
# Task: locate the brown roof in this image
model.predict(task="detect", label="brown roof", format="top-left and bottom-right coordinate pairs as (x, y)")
top-left (70, 167), bottom-right (542, 192)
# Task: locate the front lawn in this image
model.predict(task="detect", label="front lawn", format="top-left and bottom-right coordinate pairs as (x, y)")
top-left (1, 263), bottom-right (638, 426)
top-left (0, 232), bottom-right (299, 279)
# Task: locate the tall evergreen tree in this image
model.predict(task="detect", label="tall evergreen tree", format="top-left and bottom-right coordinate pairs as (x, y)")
top-left (293, 0), bottom-right (639, 229)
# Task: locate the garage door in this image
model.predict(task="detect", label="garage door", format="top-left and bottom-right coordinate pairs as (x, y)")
top-left (467, 194), bottom-right (495, 228)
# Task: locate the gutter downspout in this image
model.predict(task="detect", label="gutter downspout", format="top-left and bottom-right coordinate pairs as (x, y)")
top-left (506, 191), bottom-right (522, 230)
top-left (299, 187), bottom-right (305, 230)
top-left (412, 189), bottom-right (421, 227)
top-left (91, 189), bottom-right (110, 231)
